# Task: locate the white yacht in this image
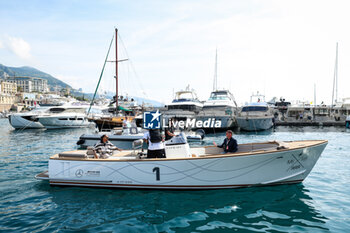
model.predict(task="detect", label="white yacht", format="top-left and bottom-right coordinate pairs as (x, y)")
top-left (9, 108), bottom-right (46, 129)
top-left (9, 106), bottom-right (94, 130)
top-left (196, 50), bottom-right (238, 130)
top-left (36, 106), bottom-right (94, 129)
top-left (166, 86), bottom-right (203, 112)
top-left (236, 93), bottom-right (274, 131)
top-left (195, 90), bottom-right (238, 130)
top-left (203, 90), bottom-right (237, 110)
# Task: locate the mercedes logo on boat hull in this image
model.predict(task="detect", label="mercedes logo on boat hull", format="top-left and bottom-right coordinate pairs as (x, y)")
top-left (75, 169), bottom-right (84, 177)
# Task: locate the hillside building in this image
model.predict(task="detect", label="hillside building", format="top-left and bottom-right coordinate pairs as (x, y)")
top-left (6, 76), bottom-right (49, 93)
top-left (0, 81), bottom-right (17, 112)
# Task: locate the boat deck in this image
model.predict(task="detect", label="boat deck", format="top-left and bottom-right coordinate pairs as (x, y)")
top-left (49, 140), bottom-right (327, 161)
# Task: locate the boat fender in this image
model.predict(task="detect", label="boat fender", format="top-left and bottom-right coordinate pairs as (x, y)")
top-left (77, 139), bottom-right (85, 145)
top-left (195, 129), bottom-right (206, 139)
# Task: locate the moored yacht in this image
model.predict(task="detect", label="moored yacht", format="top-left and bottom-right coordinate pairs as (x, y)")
top-left (36, 106), bottom-right (94, 129)
top-left (166, 86), bottom-right (203, 112)
top-left (203, 90), bottom-right (237, 110)
top-left (236, 92), bottom-right (274, 131)
top-left (8, 108), bottom-right (46, 129)
top-left (196, 90), bottom-right (238, 130)
top-left (195, 50), bottom-right (238, 130)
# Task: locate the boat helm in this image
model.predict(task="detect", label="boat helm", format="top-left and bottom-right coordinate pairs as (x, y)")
top-left (164, 133), bottom-right (192, 158)
top-left (165, 132), bottom-right (188, 145)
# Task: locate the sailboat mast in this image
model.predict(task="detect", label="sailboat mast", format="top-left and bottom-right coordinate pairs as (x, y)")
top-left (335, 42), bottom-right (338, 103)
top-left (213, 48), bottom-right (217, 91)
top-left (331, 42), bottom-right (338, 106)
top-left (115, 28), bottom-right (118, 113)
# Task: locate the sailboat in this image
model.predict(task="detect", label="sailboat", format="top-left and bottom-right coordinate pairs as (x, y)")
top-left (88, 28), bottom-right (139, 131)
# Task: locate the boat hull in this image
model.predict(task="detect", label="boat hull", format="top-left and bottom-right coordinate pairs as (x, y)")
top-left (8, 114), bottom-right (44, 129)
top-left (45, 141), bottom-right (327, 189)
top-left (38, 117), bottom-right (94, 129)
top-left (236, 116), bottom-right (273, 131)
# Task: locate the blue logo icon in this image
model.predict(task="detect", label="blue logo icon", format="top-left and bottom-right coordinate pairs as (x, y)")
top-left (143, 110), bottom-right (162, 129)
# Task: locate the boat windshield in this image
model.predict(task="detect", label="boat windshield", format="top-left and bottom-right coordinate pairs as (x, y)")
top-left (208, 92), bottom-right (229, 100)
top-left (242, 106), bottom-right (268, 112)
top-left (173, 92), bottom-right (196, 102)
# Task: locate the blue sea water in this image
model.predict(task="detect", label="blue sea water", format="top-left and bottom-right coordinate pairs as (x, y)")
top-left (0, 118), bottom-right (349, 232)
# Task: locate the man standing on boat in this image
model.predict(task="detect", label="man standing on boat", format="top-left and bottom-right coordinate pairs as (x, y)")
top-left (213, 130), bottom-right (238, 153)
top-left (143, 129), bottom-right (166, 158)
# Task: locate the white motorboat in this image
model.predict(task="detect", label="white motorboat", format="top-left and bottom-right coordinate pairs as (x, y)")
top-left (236, 93), bottom-right (274, 131)
top-left (36, 134), bottom-right (327, 189)
top-left (77, 127), bottom-right (205, 149)
top-left (77, 126), bottom-right (145, 149)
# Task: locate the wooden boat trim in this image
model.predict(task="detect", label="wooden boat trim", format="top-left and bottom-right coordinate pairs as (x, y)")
top-left (50, 140), bottom-right (328, 162)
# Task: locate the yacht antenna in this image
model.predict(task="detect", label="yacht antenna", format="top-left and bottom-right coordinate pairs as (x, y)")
top-left (213, 48), bottom-right (218, 91)
top-left (331, 42), bottom-right (338, 106)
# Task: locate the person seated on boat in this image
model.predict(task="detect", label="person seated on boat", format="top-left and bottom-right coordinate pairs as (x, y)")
top-left (143, 129), bottom-right (166, 158)
top-left (213, 130), bottom-right (238, 153)
top-left (93, 134), bottom-right (122, 159)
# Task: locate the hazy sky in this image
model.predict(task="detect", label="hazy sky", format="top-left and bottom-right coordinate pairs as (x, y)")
top-left (0, 0), bottom-right (349, 105)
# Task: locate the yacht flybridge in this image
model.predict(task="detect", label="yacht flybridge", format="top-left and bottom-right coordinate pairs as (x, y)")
top-left (166, 86), bottom-right (203, 112)
top-left (36, 133), bottom-right (327, 189)
top-left (203, 90), bottom-right (237, 110)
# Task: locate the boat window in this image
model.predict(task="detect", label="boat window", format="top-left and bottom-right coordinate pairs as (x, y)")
top-left (69, 118), bottom-right (76, 120)
top-left (59, 118), bottom-right (69, 120)
top-left (49, 108), bottom-right (66, 113)
top-left (77, 118), bottom-right (84, 120)
top-left (168, 105), bottom-right (201, 111)
top-left (242, 106), bottom-right (268, 112)
top-left (208, 92), bottom-right (229, 100)
top-left (22, 116), bottom-right (39, 122)
top-left (174, 92), bottom-right (195, 102)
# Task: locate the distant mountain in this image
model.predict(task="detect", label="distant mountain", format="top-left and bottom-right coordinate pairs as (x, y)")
top-left (0, 64), bottom-right (72, 89)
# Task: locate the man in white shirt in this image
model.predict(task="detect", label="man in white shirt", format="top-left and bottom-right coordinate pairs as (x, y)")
top-left (143, 129), bottom-right (166, 158)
